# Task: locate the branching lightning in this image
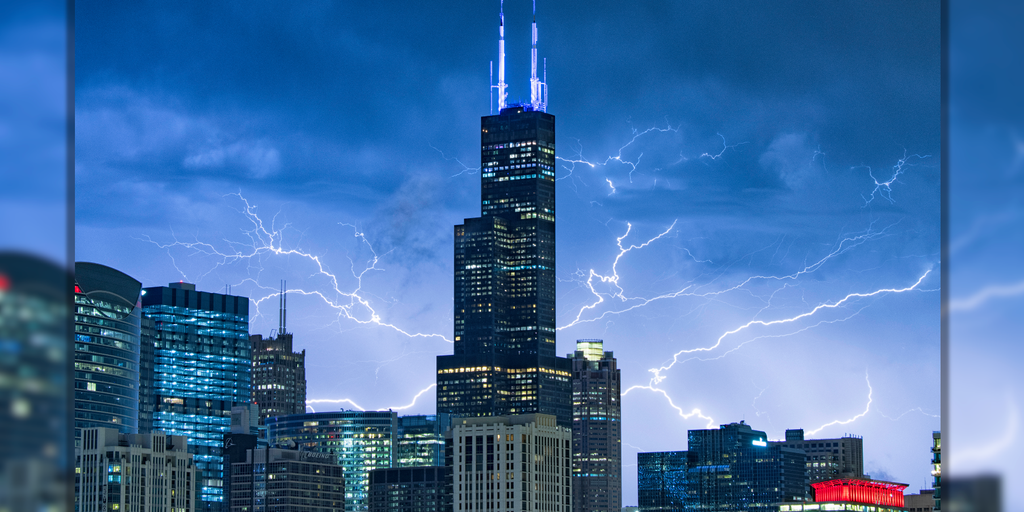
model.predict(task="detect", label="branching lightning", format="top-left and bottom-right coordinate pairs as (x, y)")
top-left (305, 384), bottom-right (437, 413)
top-left (140, 192), bottom-right (452, 343)
top-left (699, 132), bottom-right (749, 161)
top-left (858, 150), bottom-right (931, 206)
top-left (621, 384), bottom-right (716, 428)
top-left (430, 143), bottom-right (481, 178)
top-left (806, 373), bottom-right (873, 436)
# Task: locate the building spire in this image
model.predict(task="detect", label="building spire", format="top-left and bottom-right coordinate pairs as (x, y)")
top-left (278, 279), bottom-right (287, 335)
top-left (493, 0), bottom-right (507, 112)
top-left (529, 0), bottom-right (547, 112)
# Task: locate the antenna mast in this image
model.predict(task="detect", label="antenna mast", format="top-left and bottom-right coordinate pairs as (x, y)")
top-left (278, 279), bottom-right (287, 335)
top-left (492, 0), bottom-right (507, 112)
top-left (530, 0), bottom-right (547, 112)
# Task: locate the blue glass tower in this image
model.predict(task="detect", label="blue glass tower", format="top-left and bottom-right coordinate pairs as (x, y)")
top-left (141, 281), bottom-right (251, 512)
top-left (637, 451), bottom-right (688, 512)
top-left (73, 262), bottom-right (143, 440)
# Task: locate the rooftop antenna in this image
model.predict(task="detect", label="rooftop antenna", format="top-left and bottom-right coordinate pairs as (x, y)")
top-left (492, 0), bottom-right (507, 112)
top-left (278, 279), bottom-right (287, 335)
top-left (529, 0), bottom-right (547, 112)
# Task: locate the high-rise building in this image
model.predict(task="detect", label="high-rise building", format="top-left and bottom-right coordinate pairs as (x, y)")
top-left (266, 410), bottom-right (398, 512)
top-left (636, 452), bottom-right (687, 512)
top-left (251, 284), bottom-right (307, 425)
top-left (75, 427), bottom-right (195, 512)
top-left (141, 281), bottom-right (252, 512)
top-left (397, 414), bottom-right (452, 467)
top-left (769, 429), bottom-right (864, 483)
top-left (227, 446), bottom-right (344, 512)
top-left (73, 262), bottom-right (143, 440)
top-left (446, 414), bottom-right (571, 512)
top-left (368, 466), bottom-right (451, 512)
top-left (685, 421), bottom-right (808, 510)
top-left (569, 340), bottom-right (621, 512)
top-left (437, 3), bottom-right (571, 428)
top-left (932, 431), bottom-right (941, 511)
top-left (781, 478), bottom-right (908, 512)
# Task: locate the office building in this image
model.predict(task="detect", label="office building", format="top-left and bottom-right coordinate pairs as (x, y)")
top-left (251, 285), bottom-right (307, 425)
top-left (447, 414), bottom-right (571, 512)
top-left (570, 340), bottom-right (621, 512)
top-left (397, 414), bottom-right (452, 467)
top-left (637, 452), bottom-right (687, 512)
top-left (905, 489), bottom-right (936, 512)
top-left (781, 478), bottom-right (908, 512)
top-left (74, 262), bottom-right (143, 440)
top-left (368, 466), bottom-right (451, 512)
top-left (228, 446), bottom-right (343, 512)
top-left (685, 421), bottom-right (807, 510)
top-left (141, 281), bottom-right (252, 512)
top-left (266, 410), bottom-right (398, 512)
top-left (436, 2), bottom-right (572, 429)
top-left (769, 429), bottom-right (864, 483)
top-left (75, 427), bottom-right (195, 512)
top-left (932, 431), bottom-right (941, 511)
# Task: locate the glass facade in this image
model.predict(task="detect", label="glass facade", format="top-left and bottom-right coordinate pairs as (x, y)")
top-left (368, 466), bottom-right (451, 512)
top-left (637, 451), bottom-right (688, 512)
top-left (685, 421), bottom-right (808, 510)
top-left (438, 104), bottom-right (571, 428)
top-left (266, 410), bottom-right (398, 512)
top-left (397, 414), bottom-right (451, 467)
top-left (73, 262), bottom-right (143, 441)
top-left (570, 340), bottom-right (621, 512)
top-left (141, 282), bottom-right (251, 512)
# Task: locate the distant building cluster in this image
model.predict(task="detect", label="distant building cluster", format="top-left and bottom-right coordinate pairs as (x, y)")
top-left (72, 9), bottom-right (941, 512)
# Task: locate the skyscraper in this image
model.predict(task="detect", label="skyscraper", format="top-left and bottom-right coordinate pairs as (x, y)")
top-left (570, 340), bottom-right (621, 512)
top-left (251, 284), bottom-right (307, 425)
top-left (74, 262), bottom-right (143, 440)
top-left (397, 414), bottom-right (452, 467)
top-left (436, 0), bottom-right (571, 428)
top-left (768, 429), bottom-right (864, 483)
top-left (141, 281), bottom-right (252, 512)
top-left (637, 452), bottom-right (688, 512)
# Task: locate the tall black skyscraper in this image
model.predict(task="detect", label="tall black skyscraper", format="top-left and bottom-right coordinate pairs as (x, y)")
top-left (436, 3), bottom-right (571, 427)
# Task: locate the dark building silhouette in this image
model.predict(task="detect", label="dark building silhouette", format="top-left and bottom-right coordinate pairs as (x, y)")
top-left (570, 340), bottom-right (621, 512)
top-left (228, 446), bottom-right (343, 512)
top-left (436, 104), bottom-right (571, 427)
top-left (251, 332), bottom-right (306, 424)
top-left (73, 262), bottom-right (143, 440)
top-left (686, 421), bottom-right (807, 510)
top-left (141, 281), bottom-right (251, 512)
top-left (769, 429), bottom-right (864, 483)
top-left (368, 466), bottom-right (450, 512)
top-left (637, 452), bottom-right (687, 512)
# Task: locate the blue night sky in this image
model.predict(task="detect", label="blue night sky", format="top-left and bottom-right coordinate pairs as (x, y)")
top-left (75, 0), bottom-right (940, 499)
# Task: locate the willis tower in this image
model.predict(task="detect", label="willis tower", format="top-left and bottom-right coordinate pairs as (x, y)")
top-left (436, 0), bottom-right (571, 427)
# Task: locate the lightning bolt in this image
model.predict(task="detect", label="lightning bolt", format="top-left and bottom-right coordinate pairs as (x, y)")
top-left (876, 407), bottom-right (940, 421)
top-left (621, 384), bottom-right (716, 428)
top-left (429, 143), bottom-right (481, 178)
top-left (305, 384), bottom-right (437, 414)
top-left (858, 150), bottom-right (931, 206)
top-left (699, 132), bottom-right (750, 161)
top-left (140, 191), bottom-right (452, 343)
top-left (806, 372), bottom-right (873, 436)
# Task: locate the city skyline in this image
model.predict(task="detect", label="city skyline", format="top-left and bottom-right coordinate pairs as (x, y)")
top-left (74, 0), bottom-right (941, 503)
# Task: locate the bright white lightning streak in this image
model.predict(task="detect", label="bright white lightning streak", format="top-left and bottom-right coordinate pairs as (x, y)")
top-left (605, 178), bottom-right (616, 195)
top-left (649, 270), bottom-right (931, 384)
top-left (141, 192), bottom-right (452, 343)
top-left (877, 407), bottom-right (940, 421)
top-left (621, 384), bottom-right (716, 428)
top-left (305, 384), bottom-right (437, 413)
top-left (555, 122), bottom-right (680, 183)
top-left (805, 373), bottom-right (872, 436)
top-left (559, 219), bottom-right (900, 331)
top-left (859, 150), bottom-right (931, 206)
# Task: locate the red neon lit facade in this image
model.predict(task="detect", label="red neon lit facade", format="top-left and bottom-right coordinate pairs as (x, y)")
top-left (811, 479), bottom-right (907, 507)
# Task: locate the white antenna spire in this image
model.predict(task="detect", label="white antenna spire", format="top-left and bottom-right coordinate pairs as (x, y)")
top-left (529, 0), bottom-right (547, 112)
top-left (495, 0), bottom-right (508, 112)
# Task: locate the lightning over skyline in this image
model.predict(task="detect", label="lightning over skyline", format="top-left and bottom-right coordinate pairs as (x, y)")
top-left (75, 1), bottom-right (940, 504)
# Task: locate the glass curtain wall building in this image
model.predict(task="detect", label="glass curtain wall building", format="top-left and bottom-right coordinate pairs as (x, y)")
top-left (266, 410), bottom-right (399, 512)
top-left (397, 414), bottom-right (451, 467)
top-left (437, 104), bottom-right (571, 427)
top-left (141, 281), bottom-right (251, 512)
top-left (637, 451), bottom-right (688, 512)
top-left (73, 262), bottom-right (143, 441)
top-left (685, 421), bottom-right (808, 510)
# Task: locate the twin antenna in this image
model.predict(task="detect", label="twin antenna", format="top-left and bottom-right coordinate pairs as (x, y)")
top-left (278, 279), bottom-right (287, 336)
top-left (490, 0), bottom-right (547, 114)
